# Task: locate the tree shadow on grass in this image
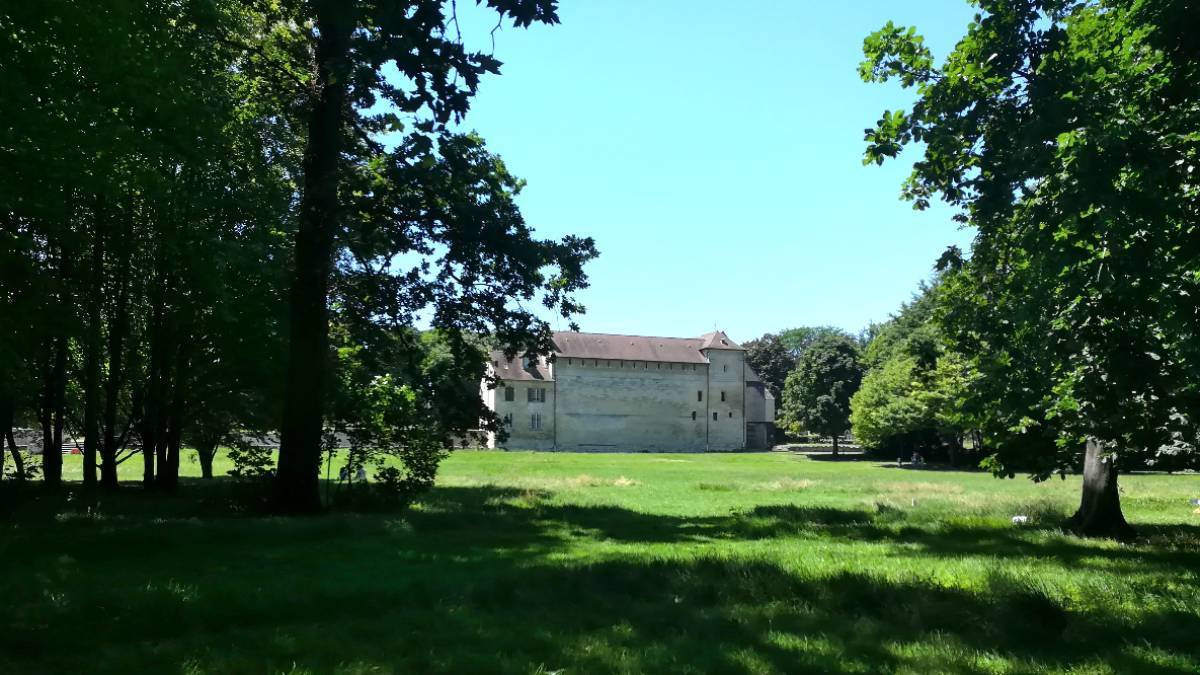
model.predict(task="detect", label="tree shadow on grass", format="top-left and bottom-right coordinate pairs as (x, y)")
top-left (3, 484), bottom-right (1200, 673)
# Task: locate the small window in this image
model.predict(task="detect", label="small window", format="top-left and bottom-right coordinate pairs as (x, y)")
top-left (527, 387), bottom-right (546, 403)
top-left (503, 413), bottom-right (513, 426)
top-left (504, 386), bottom-right (515, 402)
top-left (691, 411), bottom-right (697, 420)
top-left (697, 391), bottom-right (703, 402)
top-left (729, 412), bottom-right (733, 418)
top-left (530, 413), bottom-right (542, 430)
top-left (720, 391), bottom-right (726, 402)
top-left (712, 412), bottom-right (718, 421)
top-left (723, 364), bottom-right (728, 372)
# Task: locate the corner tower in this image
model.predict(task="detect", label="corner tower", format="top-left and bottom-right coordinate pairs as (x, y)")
top-left (698, 331), bottom-right (746, 450)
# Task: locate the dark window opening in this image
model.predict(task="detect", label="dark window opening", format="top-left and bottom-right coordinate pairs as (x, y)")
top-left (720, 391), bottom-right (726, 402)
top-left (712, 412), bottom-right (718, 421)
top-left (691, 411), bottom-right (697, 420)
top-left (504, 387), bottom-right (515, 402)
top-left (697, 391), bottom-right (703, 402)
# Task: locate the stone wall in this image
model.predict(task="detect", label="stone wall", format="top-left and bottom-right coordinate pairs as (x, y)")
top-left (554, 358), bottom-right (709, 451)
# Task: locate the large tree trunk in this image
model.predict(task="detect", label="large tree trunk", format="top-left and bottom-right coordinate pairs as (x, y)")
top-left (1067, 439), bottom-right (1135, 540)
top-left (198, 442), bottom-right (216, 479)
top-left (275, 1), bottom-right (353, 514)
top-left (831, 435), bottom-right (840, 458)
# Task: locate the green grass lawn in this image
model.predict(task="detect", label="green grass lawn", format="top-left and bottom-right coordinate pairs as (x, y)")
top-left (2, 451), bottom-right (1199, 674)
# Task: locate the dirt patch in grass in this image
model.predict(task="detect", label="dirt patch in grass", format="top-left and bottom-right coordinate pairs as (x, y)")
top-left (753, 479), bottom-right (817, 491)
top-left (879, 482), bottom-right (966, 495)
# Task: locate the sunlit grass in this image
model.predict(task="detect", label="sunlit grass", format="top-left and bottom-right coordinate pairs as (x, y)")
top-left (2, 450), bottom-right (1198, 673)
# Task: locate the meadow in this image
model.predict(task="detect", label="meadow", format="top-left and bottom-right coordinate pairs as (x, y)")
top-left (2, 450), bottom-right (1198, 674)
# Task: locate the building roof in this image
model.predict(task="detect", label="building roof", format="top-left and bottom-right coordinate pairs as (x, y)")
top-left (697, 330), bottom-right (745, 351)
top-left (491, 331), bottom-right (749, 380)
top-left (491, 353), bottom-right (555, 381)
top-left (552, 331), bottom-right (711, 364)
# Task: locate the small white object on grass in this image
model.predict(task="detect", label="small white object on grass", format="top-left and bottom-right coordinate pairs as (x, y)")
top-left (1190, 498), bottom-right (1200, 506)
top-left (1012, 515), bottom-right (1029, 525)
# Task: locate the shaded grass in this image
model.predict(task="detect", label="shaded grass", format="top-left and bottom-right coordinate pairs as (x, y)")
top-left (1, 451), bottom-right (1198, 673)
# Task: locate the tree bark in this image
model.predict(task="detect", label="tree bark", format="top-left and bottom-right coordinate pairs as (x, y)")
top-left (275, 0), bottom-right (353, 514)
top-left (831, 435), bottom-right (840, 457)
top-left (1067, 439), bottom-right (1135, 540)
top-left (198, 442), bottom-right (216, 480)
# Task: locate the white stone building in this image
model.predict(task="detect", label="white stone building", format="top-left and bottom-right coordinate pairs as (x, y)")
top-left (482, 331), bottom-right (775, 451)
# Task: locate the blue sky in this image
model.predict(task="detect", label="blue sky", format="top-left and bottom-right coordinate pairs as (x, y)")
top-left (440, 1), bottom-right (978, 341)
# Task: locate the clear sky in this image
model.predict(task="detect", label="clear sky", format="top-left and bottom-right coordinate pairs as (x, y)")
top-left (440, 1), bottom-right (979, 341)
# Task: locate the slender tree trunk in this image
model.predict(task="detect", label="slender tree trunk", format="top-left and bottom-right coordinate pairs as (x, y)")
top-left (82, 217), bottom-right (104, 488)
top-left (831, 435), bottom-right (839, 458)
top-left (141, 271), bottom-right (166, 487)
top-left (0, 398), bottom-right (11, 480)
top-left (52, 334), bottom-right (67, 449)
top-left (40, 342), bottom-right (64, 486)
top-left (158, 339), bottom-right (189, 490)
top-left (5, 427), bottom-right (24, 481)
top-left (275, 1), bottom-right (353, 514)
top-left (100, 251), bottom-right (130, 489)
top-left (1067, 439), bottom-right (1135, 540)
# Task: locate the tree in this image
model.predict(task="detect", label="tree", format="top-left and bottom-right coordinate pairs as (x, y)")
top-left (850, 279), bottom-right (977, 464)
top-left (780, 334), bottom-right (864, 455)
top-left (272, 1), bottom-right (596, 512)
top-left (777, 326), bottom-right (855, 360)
top-left (742, 334), bottom-right (796, 400)
top-left (862, 0), bottom-right (1200, 537)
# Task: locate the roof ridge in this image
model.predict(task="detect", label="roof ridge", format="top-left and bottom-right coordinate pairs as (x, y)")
top-left (553, 330), bottom-right (702, 341)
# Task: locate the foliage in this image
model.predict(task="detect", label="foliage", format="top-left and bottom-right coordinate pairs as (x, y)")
top-left (851, 280), bottom-right (980, 461)
top-left (226, 440), bottom-right (275, 481)
top-left (742, 333), bottom-right (796, 400)
top-left (780, 334), bottom-right (863, 445)
top-left (861, 0), bottom-right (1200, 480)
top-left (777, 326), bottom-right (856, 359)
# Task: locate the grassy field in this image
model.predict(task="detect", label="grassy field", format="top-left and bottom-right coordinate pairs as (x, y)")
top-left (2, 450), bottom-right (1199, 674)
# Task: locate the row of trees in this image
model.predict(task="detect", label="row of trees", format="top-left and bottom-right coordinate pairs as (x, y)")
top-left (0, 0), bottom-right (596, 511)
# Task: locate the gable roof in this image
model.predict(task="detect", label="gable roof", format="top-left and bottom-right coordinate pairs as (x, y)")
top-left (697, 330), bottom-right (745, 351)
top-left (552, 332), bottom-right (710, 364)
